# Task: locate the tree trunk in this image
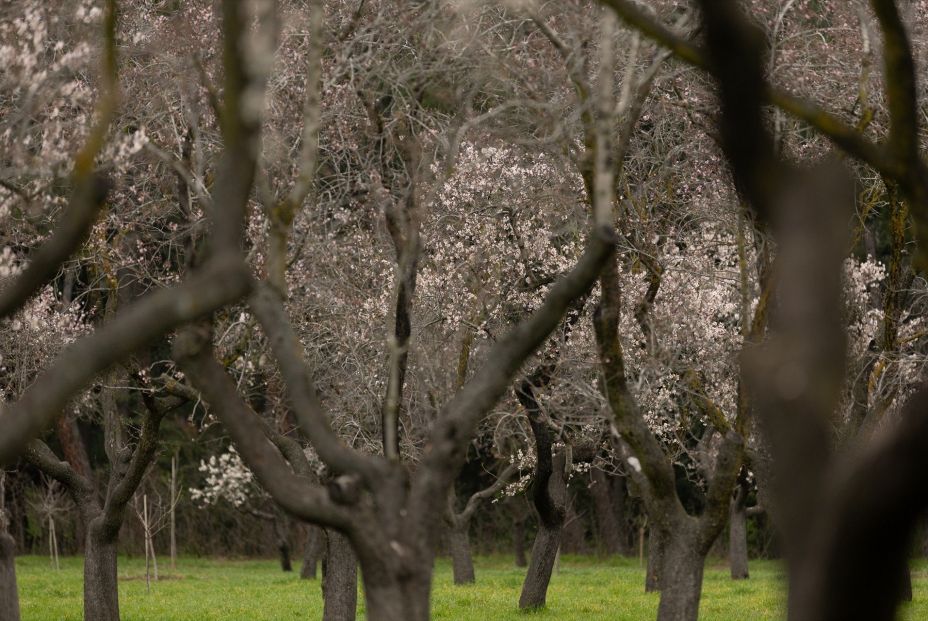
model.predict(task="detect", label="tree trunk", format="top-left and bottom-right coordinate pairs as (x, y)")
top-left (646, 527), bottom-right (667, 592)
top-left (590, 469), bottom-right (623, 555)
top-left (656, 535), bottom-right (706, 621)
top-left (610, 475), bottom-right (630, 554)
top-left (301, 525), bottom-right (323, 580)
top-left (322, 529), bottom-right (357, 621)
top-left (361, 572), bottom-right (431, 621)
top-left (449, 526), bottom-right (475, 585)
top-left (278, 539), bottom-right (293, 572)
top-left (518, 525), bottom-right (561, 609)
top-left (84, 527), bottom-right (119, 621)
top-left (273, 517), bottom-right (293, 572)
top-left (0, 532), bottom-right (20, 621)
top-left (513, 518), bottom-right (527, 567)
top-left (730, 495), bottom-right (750, 580)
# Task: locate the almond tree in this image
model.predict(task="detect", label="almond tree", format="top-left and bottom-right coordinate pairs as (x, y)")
top-left (172, 6), bottom-right (617, 619)
top-left (0, 0), bottom-right (275, 617)
top-left (599, 1), bottom-right (928, 620)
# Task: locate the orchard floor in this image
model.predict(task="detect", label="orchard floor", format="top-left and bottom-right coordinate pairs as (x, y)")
top-left (14, 554), bottom-right (928, 620)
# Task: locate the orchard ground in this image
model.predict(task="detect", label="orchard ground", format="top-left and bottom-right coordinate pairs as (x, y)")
top-left (14, 555), bottom-right (928, 620)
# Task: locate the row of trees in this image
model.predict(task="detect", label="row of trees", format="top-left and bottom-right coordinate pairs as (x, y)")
top-left (2, 0), bottom-right (928, 620)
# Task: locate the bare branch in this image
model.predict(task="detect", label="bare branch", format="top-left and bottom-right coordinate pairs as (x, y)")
top-left (409, 226), bottom-right (616, 535)
top-left (0, 258), bottom-right (251, 465)
top-left (173, 325), bottom-right (354, 530)
top-left (249, 284), bottom-right (387, 483)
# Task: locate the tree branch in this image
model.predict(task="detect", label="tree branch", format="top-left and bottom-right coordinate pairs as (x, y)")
top-left (409, 227), bottom-right (616, 534)
top-left (249, 284), bottom-right (387, 484)
top-left (173, 325), bottom-right (355, 530)
top-left (0, 258), bottom-right (251, 465)
top-left (596, 0), bottom-right (894, 180)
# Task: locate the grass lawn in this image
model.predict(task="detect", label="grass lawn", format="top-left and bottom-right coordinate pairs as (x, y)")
top-left (13, 554), bottom-right (928, 620)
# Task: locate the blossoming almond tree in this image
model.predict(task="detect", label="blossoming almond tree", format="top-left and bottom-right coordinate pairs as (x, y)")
top-left (0, 0), bottom-right (276, 618)
top-left (597, 1), bottom-right (928, 620)
top-left (170, 6), bottom-right (617, 621)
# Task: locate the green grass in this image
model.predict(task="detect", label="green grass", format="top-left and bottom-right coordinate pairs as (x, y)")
top-left (13, 554), bottom-right (928, 620)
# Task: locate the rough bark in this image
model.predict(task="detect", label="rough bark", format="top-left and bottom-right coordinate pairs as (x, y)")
top-left (646, 527), bottom-right (667, 592)
top-left (0, 532), bottom-right (19, 621)
top-left (518, 525), bottom-right (561, 610)
top-left (360, 571), bottom-right (431, 621)
top-left (301, 525), bottom-right (323, 580)
top-left (656, 533), bottom-right (706, 621)
top-left (322, 529), bottom-right (357, 621)
top-left (352, 539), bottom-right (434, 621)
top-left (448, 527), bottom-right (475, 585)
top-left (84, 525), bottom-right (119, 621)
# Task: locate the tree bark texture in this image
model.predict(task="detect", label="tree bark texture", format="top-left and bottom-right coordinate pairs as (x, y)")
top-left (656, 534), bottom-right (706, 621)
top-left (448, 526), bottom-right (475, 585)
top-left (83, 526), bottom-right (119, 621)
top-left (518, 525), bottom-right (561, 609)
top-left (646, 527), bottom-right (667, 592)
top-left (0, 532), bottom-right (19, 621)
top-left (322, 529), bottom-right (357, 621)
top-left (355, 545), bottom-right (433, 621)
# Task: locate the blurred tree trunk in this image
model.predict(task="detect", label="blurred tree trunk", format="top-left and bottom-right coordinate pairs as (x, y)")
top-left (591, 469), bottom-right (623, 554)
top-left (730, 475), bottom-right (750, 580)
top-left (561, 501), bottom-right (587, 554)
top-left (0, 529), bottom-right (19, 621)
top-left (301, 525), bottom-right (323, 580)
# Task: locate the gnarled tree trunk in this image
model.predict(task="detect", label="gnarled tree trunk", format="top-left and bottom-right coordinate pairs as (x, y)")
top-left (516, 369), bottom-right (570, 610)
top-left (322, 529), bottom-right (357, 621)
top-left (448, 526), bottom-right (475, 585)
